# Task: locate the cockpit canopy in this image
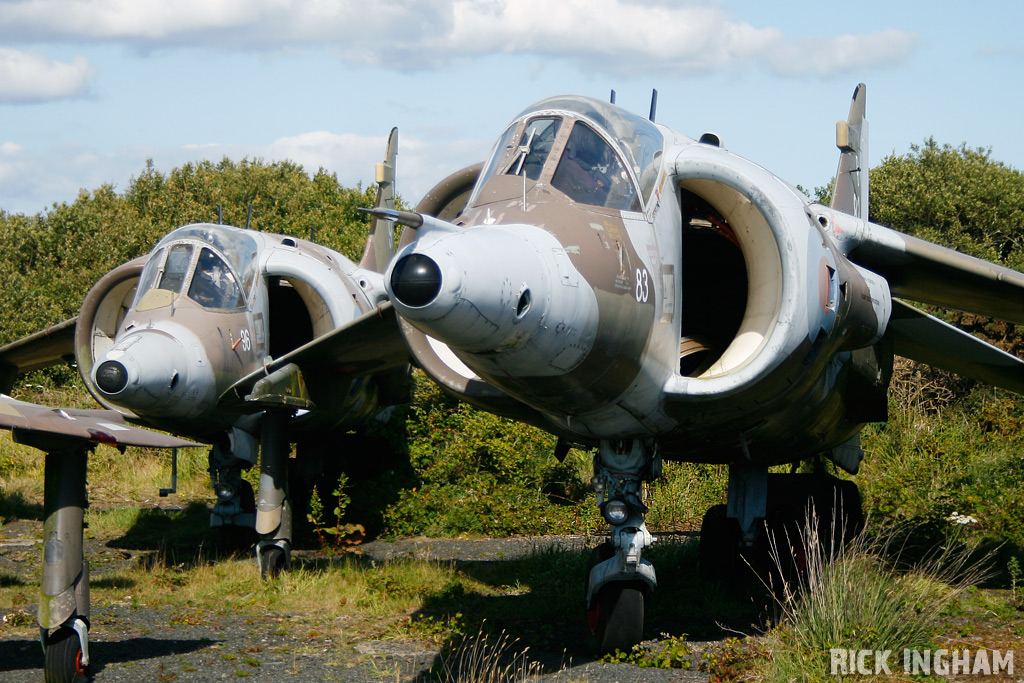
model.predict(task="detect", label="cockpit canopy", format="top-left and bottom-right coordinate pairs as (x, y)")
top-left (133, 224), bottom-right (258, 311)
top-left (469, 95), bottom-right (664, 212)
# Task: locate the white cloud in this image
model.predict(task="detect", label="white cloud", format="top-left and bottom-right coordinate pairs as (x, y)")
top-left (0, 0), bottom-right (916, 78)
top-left (0, 0), bottom-right (450, 49)
top-left (0, 129), bottom-right (488, 216)
top-left (767, 29), bottom-right (920, 78)
top-left (183, 129), bottom-right (487, 202)
top-left (0, 49), bottom-right (96, 103)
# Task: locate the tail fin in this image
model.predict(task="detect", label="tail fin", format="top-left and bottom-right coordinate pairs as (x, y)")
top-left (830, 84), bottom-right (869, 220)
top-left (360, 127), bottom-right (399, 273)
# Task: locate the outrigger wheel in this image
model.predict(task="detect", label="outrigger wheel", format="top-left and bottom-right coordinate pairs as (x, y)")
top-left (44, 626), bottom-right (87, 683)
top-left (586, 542), bottom-right (645, 653)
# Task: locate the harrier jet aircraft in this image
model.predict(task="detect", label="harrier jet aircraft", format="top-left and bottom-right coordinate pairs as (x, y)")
top-left (0, 131), bottom-right (410, 681)
top-left (3, 86), bottom-right (1022, 679)
top-left (373, 84), bottom-right (1024, 652)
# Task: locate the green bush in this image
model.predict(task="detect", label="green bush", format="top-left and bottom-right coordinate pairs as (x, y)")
top-left (859, 381), bottom-right (1024, 548)
top-left (382, 375), bottom-right (602, 537)
top-left (647, 461), bottom-right (726, 531)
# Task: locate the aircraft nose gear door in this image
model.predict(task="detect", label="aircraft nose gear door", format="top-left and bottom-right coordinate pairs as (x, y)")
top-left (586, 439), bottom-right (659, 653)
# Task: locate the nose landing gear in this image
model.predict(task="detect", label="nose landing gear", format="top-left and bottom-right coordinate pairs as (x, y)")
top-left (585, 439), bottom-right (659, 653)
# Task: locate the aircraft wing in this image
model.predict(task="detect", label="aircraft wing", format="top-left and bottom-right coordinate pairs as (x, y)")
top-left (222, 302), bottom-right (409, 404)
top-left (0, 393), bottom-right (198, 450)
top-left (844, 222), bottom-right (1024, 324)
top-left (887, 300), bottom-right (1024, 394)
top-left (0, 317), bottom-right (77, 393)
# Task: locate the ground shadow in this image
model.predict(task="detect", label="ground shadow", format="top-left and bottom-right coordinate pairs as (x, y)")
top-left (0, 490), bottom-right (44, 523)
top-left (401, 536), bottom-right (771, 677)
top-left (105, 500), bottom-right (261, 569)
top-left (0, 573), bottom-right (29, 588)
top-left (0, 636), bottom-right (218, 674)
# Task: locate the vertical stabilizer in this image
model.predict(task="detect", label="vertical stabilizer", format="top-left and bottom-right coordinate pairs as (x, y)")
top-left (831, 84), bottom-right (869, 220)
top-left (360, 127), bottom-right (399, 273)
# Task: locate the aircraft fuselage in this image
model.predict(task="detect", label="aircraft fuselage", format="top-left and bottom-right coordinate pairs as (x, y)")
top-left (387, 95), bottom-right (892, 466)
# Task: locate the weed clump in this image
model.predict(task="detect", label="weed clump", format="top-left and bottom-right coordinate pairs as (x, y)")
top-left (601, 633), bottom-right (696, 669)
top-left (306, 473), bottom-right (365, 554)
top-left (754, 512), bottom-right (989, 681)
top-left (435, 625), bottom-right (541, 683)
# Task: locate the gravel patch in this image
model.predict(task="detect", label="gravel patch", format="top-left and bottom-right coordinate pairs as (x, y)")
top-left (2, 518), bottom-right (708, 682)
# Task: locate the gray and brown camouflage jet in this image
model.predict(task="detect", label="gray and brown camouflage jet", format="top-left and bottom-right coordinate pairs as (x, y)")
top-left (0, 131), bottom-right (410, 681)
top-left (375, 85), bottom-right (1023, 652)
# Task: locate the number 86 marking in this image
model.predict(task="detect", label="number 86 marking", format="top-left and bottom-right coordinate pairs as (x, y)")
top-left (635, 268), bottom-right (650, 303)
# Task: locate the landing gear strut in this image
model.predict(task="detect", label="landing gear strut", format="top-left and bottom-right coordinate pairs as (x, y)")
top-left (255, 410), bottom-right (293, 579)
top-left (38, 448), bottom-right (91, 683)
top-left (585, 439), bottom-right (659, 653)
top-left (209, 419), bottom-right (259, 549)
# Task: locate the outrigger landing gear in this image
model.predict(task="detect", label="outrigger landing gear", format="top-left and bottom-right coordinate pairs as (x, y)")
top-left (39, 447), bottom-right (91, 683)
top-left (255, 410), bottom-right (293, 579)
top-left (586, 439), bottom-right (660, 653)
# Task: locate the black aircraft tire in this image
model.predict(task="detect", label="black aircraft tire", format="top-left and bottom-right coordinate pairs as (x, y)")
top-left (698, 504), bottom-right (741, 583)
top-left (833, 477), bottom-right (865, 543)
top-left (753, 517), bottom-right (800, 594)
top-left (260, 546), bottom-right (287, 580)
top-left (44, 626), bottom-right (86, 683)
top-left (215, 479), bottom-right (257, 553)
top-left (594, 583), bottom-right (645, 654)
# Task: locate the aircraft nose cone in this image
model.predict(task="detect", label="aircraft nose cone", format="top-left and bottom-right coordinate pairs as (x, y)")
top-left (390, 253), bottom-right (442, 308)
top-left (90, 328), bottom-right (216, 418)
top-left (95, 360), bottom-right (129, 394)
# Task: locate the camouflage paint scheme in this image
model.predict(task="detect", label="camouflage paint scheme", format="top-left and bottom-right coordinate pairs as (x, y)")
top-left (388, 93), bottom-right (1022, 467)
top-left (381, 88), bottom-right (1022, 653)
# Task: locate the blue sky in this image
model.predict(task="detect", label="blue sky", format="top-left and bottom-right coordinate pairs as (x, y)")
top-left (2, 0), bottom-right (1022, 216)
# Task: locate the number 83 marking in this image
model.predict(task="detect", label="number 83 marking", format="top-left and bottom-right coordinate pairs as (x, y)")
top-left (635, 268), bottom-right (650, 303)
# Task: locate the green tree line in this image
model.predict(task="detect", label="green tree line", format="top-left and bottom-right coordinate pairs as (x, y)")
top-left (0, 158), bottom-right (376, 344)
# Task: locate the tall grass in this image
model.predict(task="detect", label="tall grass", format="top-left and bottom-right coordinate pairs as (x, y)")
top-left (755, 510), bottom-right (989, 681)
top-left (437, 625), bottom-right (542, 683)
